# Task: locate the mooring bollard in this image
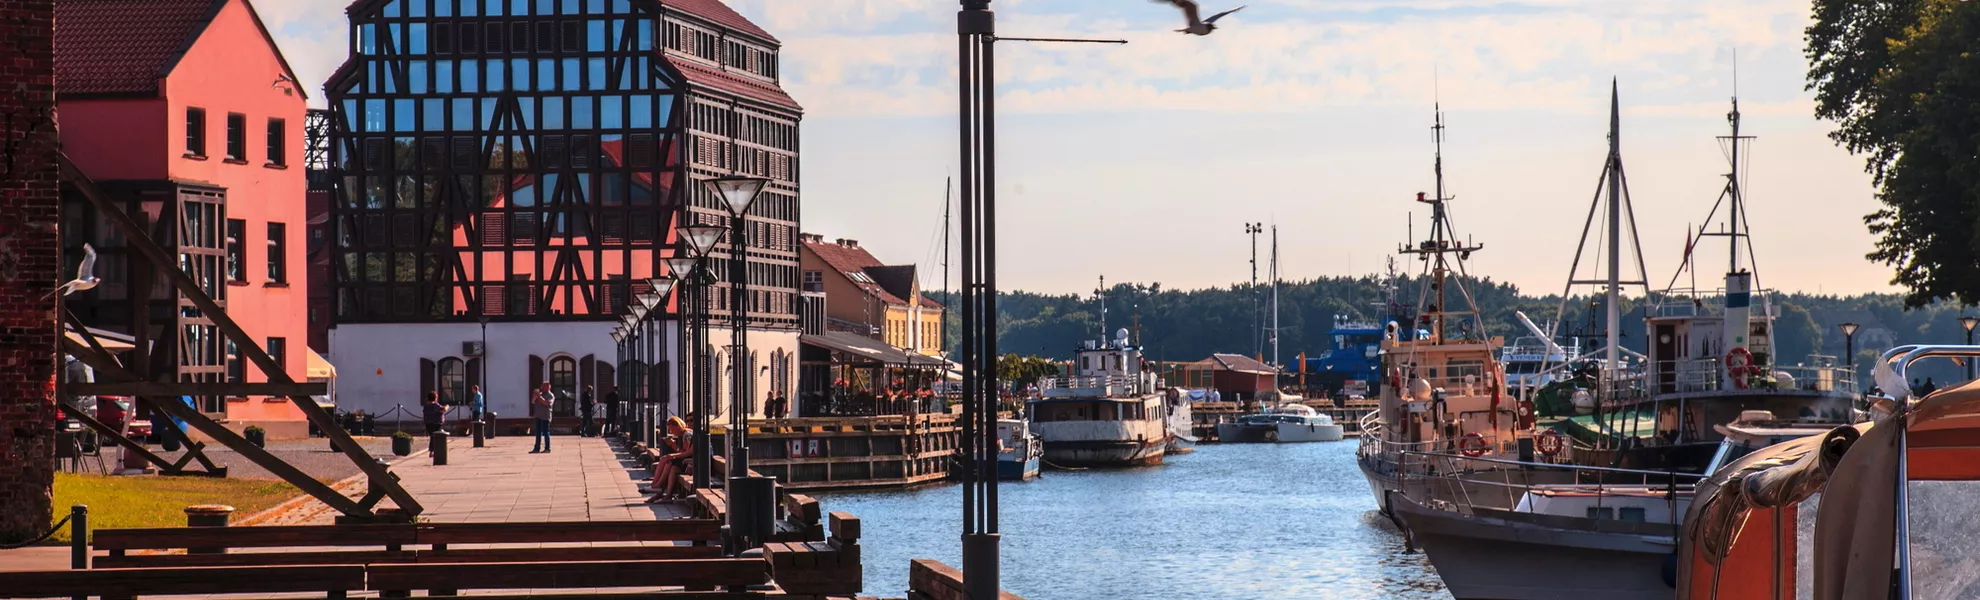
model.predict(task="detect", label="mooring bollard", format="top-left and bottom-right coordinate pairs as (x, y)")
top-left (70, 505), bottom-right (87, 570)
top-left (184, 505), bottom-right (234, 554)
top-left (486, 412), bottom-right (499, 439)
top-left (430, 431), bottom-right (449, 465)
top-left (472, 417), bottom-right (486, 448)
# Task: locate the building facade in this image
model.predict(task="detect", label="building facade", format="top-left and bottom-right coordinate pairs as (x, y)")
top-left (799, 235), bottom-right (944, 356)
top-left (325, 0), bottom-right (801, 424)
top-left (55, 0), bottom-right (313, 437)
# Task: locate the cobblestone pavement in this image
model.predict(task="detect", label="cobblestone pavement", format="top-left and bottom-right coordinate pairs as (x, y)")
top-left (290, 434), bottom-right (690, 524)
top-left (136, 437), bottom-right (398, 483)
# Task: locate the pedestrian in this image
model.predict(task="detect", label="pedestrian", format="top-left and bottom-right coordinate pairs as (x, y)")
top-left (643, 416), bottom-right (695, 503)
top-left (1924, 377), bottom-right (1939, 396)
top-left (603, 388), bottom-right (621, 437)
top-left (580, 385), bottom-right (596, 437)
top-left (530, 382), bottom-right (555, 453)
top-left (468, 384), bottom-right (485, 424)
top-left (421, 391), bottom-right (444, 435)
top-left (765, 390), bottom-right (788, 420)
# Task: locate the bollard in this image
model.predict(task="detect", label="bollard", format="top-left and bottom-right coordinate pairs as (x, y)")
top-left (430, 431), bottom-right (449, 465)
top-left (727, 476), bottom-right (778, 552)
top-left (70, 505), bottom-right (87, 570)
top-left (472, 417), bottom-right (485, 447)
top-left (486, 412), bottom-right (499, 439)
top-left (184, 505), bottom-right (234, 554)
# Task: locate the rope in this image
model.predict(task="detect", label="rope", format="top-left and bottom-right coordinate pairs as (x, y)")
top-left (0, 513), bottom-right (74, 550)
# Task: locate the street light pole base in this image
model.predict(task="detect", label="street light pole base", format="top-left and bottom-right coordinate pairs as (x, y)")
top-left (962, 532), bottom-right (1000, 599)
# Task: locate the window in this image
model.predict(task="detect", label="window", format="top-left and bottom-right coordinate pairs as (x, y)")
top-left (185, 107), bottom-right (206, 156)
top-left (266, 222), bottom-right (287, 283)
top-left (802, 270), bottom-right (822, 292)
top-left (226, 219), bottom-right (246, 282)
top-left (438, 357), bottom-right (465, 405)
top-left (225, 113), bottom-right (246, 161)
top-left (550, 356), bottom-right (576, 417)
top-left (266, 338), bottom-right (287, 378)
top-left (266, 118), bottom-right (286, 166)
top-left (226, 340), bottom-right (243, 383)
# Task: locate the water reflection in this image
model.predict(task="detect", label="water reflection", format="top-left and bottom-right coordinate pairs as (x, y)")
top-left (815, 440), bottom-right (1448, 599)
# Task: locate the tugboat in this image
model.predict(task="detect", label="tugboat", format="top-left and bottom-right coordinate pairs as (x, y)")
top-left (1217, 403), bottom-right (1345, 443)
top-left (1028, 329), bottom-right (1171, 468)
top-left (995, 418), bottom-right (1043, 480)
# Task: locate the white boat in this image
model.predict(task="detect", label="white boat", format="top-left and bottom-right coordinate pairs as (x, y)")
top-left (995, 419), bottom-right (1042, 480)
top-left (1216, 403), bottom-right (1344, 443)
top-left (1028, 329), bottom-right (1170, 468)
top-left (1164, 388), bottom-right (1197, 454)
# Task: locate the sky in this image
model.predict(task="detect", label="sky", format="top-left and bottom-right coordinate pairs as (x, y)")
top-left (257, 0), bottom-right (1895, 298)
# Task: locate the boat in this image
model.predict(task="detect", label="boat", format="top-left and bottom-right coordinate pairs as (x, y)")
top-left (1498, 311), bottom-right (1582, 397)
top-left (1164, 387), bottom-right (1197, 454)
top-left (995, 418), bottom-right (1042, 480)
top-left (1027, 329), bottom-right (1171, 468)
top-left (1216, 403), bottom-right (1345, 443)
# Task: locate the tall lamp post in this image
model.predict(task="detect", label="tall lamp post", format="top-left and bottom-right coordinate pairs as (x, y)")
top-left (645, 277), bottom-right (678, 425)
top-left (1962, 316), bottom-right (1979, 380)
top-left (638, 289), bottom-right (666, 445)
top-left (703, 176), bottom-right (772, 549)
top-left (626, 307), bottom-right (649, 445)
top-left (479, 315), bottom-right (491, 427)
top-left (1838, 321), bottom-right (1858, 390)
top-left (676, 225), bottom-right (728, 492)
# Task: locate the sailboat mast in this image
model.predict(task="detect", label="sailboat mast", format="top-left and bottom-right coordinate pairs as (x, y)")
top-left (1605, 80), bottom-right (1623, 372)
top-left (1728, 97), bottom-right (1743, 274)
top-left (1271, 225), bottom-right (1280, 369)
top-left (942, 177), bottom-right (952, 357)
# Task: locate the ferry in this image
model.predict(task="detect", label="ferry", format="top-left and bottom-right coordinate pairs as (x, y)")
top-left (1027, 330), bottom-right (1170, 468)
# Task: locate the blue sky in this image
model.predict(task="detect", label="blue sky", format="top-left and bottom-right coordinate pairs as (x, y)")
top-left (258, 0), bottom-right (1888, 297)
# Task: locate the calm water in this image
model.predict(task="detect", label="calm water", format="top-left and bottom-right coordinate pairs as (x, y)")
top-left (813, 440), bottom-right (1449, 599)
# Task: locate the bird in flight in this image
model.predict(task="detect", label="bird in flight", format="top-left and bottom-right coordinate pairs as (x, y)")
top-left (49, 243), bottom-right (99, 298)
top-left (1158, 1), bottom-right (1245, 35)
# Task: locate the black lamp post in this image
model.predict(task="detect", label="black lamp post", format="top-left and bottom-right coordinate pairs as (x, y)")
top-left (645, 277), bottom-right (678, 426)
top-left (703, 176), bottom-right (772, 550)
top-left (478, 315), bottom-right (491, 426)
top-left (625, 309), bottom-right (647, 445)
top-left (676, 225), bottom-right (727, 492)
top-left (1838, 322), bottom-right (1858, 388)
top-left (1963, 316), bottom-right (1979, 380)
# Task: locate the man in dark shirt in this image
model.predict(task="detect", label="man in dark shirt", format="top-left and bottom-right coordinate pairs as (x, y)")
top-left (602, 389), bottom-right (622, 437)
top-left (579, 385), bottom-right (596, 437)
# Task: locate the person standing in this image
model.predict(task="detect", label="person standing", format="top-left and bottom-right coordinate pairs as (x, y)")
top-left (602, 388), bottom-right (621, 437)
top-left (579, 385), bottom-right (596, 437)
top-left (421, 391), bottom-right (445, 434)
top-left (468, 384), bottom-right (486, 427)
top-left (530, 382), bottom-right (555, 453)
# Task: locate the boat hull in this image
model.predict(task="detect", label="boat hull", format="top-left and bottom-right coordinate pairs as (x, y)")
top-left (1217, 422), bottom-right (1344, 443)
top-left (1042, 438), bottom-right (1166, 468)
top-left (1357, 452), bottom-right (1571, 515)
top-left (1391, 495), bottom-right (1678, 600)
top-left (1166, 435), bottom-right (1197, 454)
top-left (997, 456), bottom-right (1041, 480)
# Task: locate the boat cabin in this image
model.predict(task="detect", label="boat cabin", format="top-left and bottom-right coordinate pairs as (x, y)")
top-left (1030, 330), bottom-right (1163, 424)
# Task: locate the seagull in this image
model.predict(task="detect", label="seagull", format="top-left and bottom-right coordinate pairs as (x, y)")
top-left (1158, 0), bottom-right (1246, 35)
top-left (49, 243), bottom-right (99, 298)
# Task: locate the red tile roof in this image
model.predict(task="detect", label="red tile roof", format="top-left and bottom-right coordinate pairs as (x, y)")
top-left (662, 0), bottom-right (776, 42)
top-left (55, 0), bottom-right (224, 96)
top-left (1208, 354), bottom-right (1278, 375)
top-left (804, 238), bottom-right (907, 306)
top-left (667, 58), bottom-right (801, 111)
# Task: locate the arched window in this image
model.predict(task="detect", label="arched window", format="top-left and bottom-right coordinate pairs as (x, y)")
top-left (706, 346), bottom-right (725, 418)
top-left (437, 358), bottom-right (466, 405)
top-left (550, 356), bottom-right (577, 417)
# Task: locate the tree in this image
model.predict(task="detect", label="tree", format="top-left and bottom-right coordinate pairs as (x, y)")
top-left (1775, 303), bottom-right (1824, 365)
top-left (1807, 0), bottom-right (1980, 306)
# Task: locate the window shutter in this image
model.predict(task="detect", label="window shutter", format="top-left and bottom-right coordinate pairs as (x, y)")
top-left (466, 357), bottom-right (482, 393)
top-left (420, 358), bottom-right (436, 401)
top-left (579, 355), bottom-right (595, 396)
top-left (529, 354), bottom-right (545, 390)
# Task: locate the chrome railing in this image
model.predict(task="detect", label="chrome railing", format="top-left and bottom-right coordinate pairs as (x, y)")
top-left (1037, 374), bottom-right (1151, 397)
top-left (1398, 450), bottom-right (1702, 526)
top-left (1605, 359), bottom-right (1858, 403)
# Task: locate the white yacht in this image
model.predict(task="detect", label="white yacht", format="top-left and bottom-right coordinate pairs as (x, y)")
top-left (1217, 403), bottom-right (1344, 443)
top-left (1027, 330), bottom-right (1170, 468)
top-left (995, 418), bottom-right (1042, 480)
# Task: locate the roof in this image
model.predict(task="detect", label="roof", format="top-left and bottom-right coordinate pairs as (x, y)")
top-left (1187, 353), bottom-right (1278, 375)
top-left (662, 0), bottom-right (777, 43)
top-left (801, 332), bottom-right (945, 367)
top-left (668, 58), bottom-right (801, 111)
top-left (803, 238), bottom-right (909, 307)
top-left (56, 0), bottom-right (222, 96)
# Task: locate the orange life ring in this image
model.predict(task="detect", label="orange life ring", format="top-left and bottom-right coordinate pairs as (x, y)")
top-left (1725, 348), bottom-right (1760, 389)
top-left (1536, 430), bottom-right (1565, 456)
top-left (1458, 432), bottom-right (1489, 458)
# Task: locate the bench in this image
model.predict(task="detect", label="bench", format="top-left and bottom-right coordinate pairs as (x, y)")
top-left (763, 512), bottom-right (863, 596)
top-left (0, 565), bottom-right (366, 600)
top-left (906, 558), bottom-right (1027, 600)
top-left (92, 519), bottom-right (725, 569)
top-left (0, 560), bottom-right (775, 600)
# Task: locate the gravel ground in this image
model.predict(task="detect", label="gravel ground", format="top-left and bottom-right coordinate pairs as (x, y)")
top-left (142, 437), bottom-right (399, 483)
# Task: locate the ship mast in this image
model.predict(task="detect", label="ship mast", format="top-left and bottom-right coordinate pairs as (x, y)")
top-left (1398, 106), bottom-right (1486, 345)
top-left (1552, 80), bottom-right (1650, 372)
top-left (1095, 275), bottom-right (1108, 343)
top-left (1270, 225), bottom-right (1280, 370)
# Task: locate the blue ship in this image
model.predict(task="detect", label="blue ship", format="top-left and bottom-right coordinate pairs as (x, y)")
top-left (1297, 313), bottom-right (1420, 399)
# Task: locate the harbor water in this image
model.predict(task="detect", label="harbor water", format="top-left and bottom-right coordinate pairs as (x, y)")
top-left (815, 440), bottom-right (1448, 599)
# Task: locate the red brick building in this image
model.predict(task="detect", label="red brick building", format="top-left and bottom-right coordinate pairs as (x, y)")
top-left (55, 0), bottom-right (315, 438)
top-left (0, 0), bottom-right (62, 544)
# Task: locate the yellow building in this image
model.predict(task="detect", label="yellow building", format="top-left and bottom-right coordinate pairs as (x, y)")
top-left (798, 235), bottom-right (944, 356)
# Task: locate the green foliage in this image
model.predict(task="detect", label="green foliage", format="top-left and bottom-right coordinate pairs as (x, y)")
top-left (243, 425), bottom-right (265, 435)
top-left (1774, 303), bottom-right (1823, 365)
top-left (1808, 0), bottom-right (1980, 306)
top-left (996, 354), bottom-right (1060, 385)
top-left (392, 430), bottom-right (415, 441)
top-left (47, 473), bottom-right (295, 543)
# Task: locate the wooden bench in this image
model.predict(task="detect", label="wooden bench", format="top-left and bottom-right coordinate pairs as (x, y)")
top-left (764, 512), bottom-right (863, 596)
top-left (92, 519), bottom-right (725, 569)
top-left (367, 558), bottom-right (771, 596)
top-left (0, 565), bottom-right (366, 600)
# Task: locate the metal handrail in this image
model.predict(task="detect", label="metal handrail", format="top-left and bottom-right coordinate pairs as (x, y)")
top-left (1873, 344), bottom-right (1980, 600)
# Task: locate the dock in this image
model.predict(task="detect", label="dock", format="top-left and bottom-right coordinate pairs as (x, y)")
top-left (703, 414), bottom-right (961, 491)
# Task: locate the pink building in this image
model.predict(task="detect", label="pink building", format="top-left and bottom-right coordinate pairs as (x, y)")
top-left (56, 0), bottom-right (316, 438)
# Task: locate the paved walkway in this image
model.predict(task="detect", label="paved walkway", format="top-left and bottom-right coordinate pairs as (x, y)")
top-left (299, 434), bottom-right (690, 524)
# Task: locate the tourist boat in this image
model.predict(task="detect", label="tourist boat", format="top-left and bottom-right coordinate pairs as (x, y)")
top-left (1356, 108), bottom-right (1542, 516)
top-left (1164, 387), bottom-right (1197, 454)
top-left (1028, 329), bottom-right (1170, 468)
top-left (995, 418), bottom-right (1042, 480)
top-left (1216, 403), bottom-right (1344, 443)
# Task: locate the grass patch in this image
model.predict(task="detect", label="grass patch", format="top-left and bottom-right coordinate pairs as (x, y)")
top-left (49, 473), bottom-right (298, 543)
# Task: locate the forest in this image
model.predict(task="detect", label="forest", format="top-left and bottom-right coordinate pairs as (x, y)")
top-left (937, 275), bottom-right (1980, 384)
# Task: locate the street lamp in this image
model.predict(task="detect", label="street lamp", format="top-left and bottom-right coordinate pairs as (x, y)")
top-left (477, 314), bottom-right (491, 426)
top-left (702, 176), bottom-right (770, 551)
top-left (666, 252), bottom-right (712, 490)
top-left (646, 277), bottom-right (678, 425)
top-left (1963, 316), bottom-right (1979, 379)
top-left (1838, 322), bottom-right (1858, 388)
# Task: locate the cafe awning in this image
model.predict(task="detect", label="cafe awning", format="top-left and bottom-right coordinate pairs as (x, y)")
top-left (801, 332), bottom-right (946, 367)
top-left (306, 348), bottom-right (337, 380)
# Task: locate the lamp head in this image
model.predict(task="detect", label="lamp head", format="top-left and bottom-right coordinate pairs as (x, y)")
top-left (1963, 316), bottom-right (1979, 333)
top-left (646, 277), bottom-right (677, 299)
top-left (637, 292), bottom-right (662, 311)
top-left (630, 303), bottom-right (648, 320)
top-left (664, 256), bottom-right (699, 279)
top-left (1838, 321), bottom-right (1859, 337)
top-left (679, 224), bottom-right (728, 258)
top-left (621, 314), bottom-right (640, 329)
top-left (703, 176), bottom-right (770, 217)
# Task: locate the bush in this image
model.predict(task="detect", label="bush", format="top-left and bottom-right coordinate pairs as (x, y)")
top-left (244, 425), bottom-right (265, 435)
top-left (391, 430), bottom-right (414, 441)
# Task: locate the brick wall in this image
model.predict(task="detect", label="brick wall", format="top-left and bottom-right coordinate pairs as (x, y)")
top-left (0, 0), bottom-right (60, 544)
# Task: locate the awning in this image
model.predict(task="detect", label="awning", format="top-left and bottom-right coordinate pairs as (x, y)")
top-left (306, 348), bottom-right (337, 379)
top-left (801, 332), bottom-right (945, 367)
top-left (63, 324), bottom-right (135, 353)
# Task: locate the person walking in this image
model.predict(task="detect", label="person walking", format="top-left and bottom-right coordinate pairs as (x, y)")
top-left (421, 391), bottom-right (445, 434)
top-left (468, 384), bottom-right (486, 431)
top-left (579, 385), bottom-right (596, 437)
top-left (530, 382), bottom-right (555, 453)
top-left (602, 388), bottom-right (621, 438)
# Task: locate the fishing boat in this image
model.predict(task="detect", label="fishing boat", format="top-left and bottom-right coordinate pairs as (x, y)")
top-left (995, 418), bottom-right (1042, 480)
top-left (1217, 403), bottom-right (1345, 443)
top-left (1028, 329), bottom-right (1171, 468)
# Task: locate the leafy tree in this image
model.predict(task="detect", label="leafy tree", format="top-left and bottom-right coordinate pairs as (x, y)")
top-left (1775, 303), bottom-right (1824, 365)
top-left (1807, 0), bottom-right (1980, 306)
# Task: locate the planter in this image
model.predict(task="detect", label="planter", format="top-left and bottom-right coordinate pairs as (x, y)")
top-left (244, 428), bottom-right (266, 448)
top-left (391, 435), bottom-right (413, 456)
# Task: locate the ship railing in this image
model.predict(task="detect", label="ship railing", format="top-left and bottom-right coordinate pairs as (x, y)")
top-left (1648, 287), bottom-right (1780, 318)
top-left (1037, 375), bottom-right (1146, 397)
top-left (1398, 450), bottom-right (1704, 526)
top-left (1611, 359), bottom-right (1859, 404)
top-left (1360, 432), bottom-right (1522, 479)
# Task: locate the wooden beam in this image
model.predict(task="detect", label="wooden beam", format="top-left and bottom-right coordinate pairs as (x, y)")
top-left (67, 381), bottom-right (327, 397)
top-left (61, 155), bottom-right (424, 517)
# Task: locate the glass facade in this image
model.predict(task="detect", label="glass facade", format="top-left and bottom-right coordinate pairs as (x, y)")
top-left (329, 0), bottom-right (685, 322)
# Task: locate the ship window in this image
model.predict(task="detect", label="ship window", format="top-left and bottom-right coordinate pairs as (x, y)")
top-left (1586, 507), bottom-right (1615, 520)
top-left (1619, 507), bottom-right (1647, 522)
top-left (1334, 335), bottom-right (1346, 349)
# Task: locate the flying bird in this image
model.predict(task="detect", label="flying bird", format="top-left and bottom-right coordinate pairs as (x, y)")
top-left (1157, 0), bottom-right (1246, 35)
top-left (49, 243), bottom-right (99, 298)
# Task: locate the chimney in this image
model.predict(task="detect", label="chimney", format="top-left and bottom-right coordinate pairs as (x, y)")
top-left (836, 239), bottom-right (859, 248)
top-left (798, 233), bottom-right (822, 244)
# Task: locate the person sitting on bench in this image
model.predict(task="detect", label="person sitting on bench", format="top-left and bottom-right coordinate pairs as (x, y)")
top-left (644, 416), bottom-right (695, 503)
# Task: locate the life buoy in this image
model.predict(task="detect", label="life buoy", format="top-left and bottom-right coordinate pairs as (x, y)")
top-left (1536, 430), bottom-right (1565, 456)
top-left (1516, 399), bottom-right (1537, 429)
top-left (1725, 348), bottom-right (1761, 389)
top-left (1458, 432), bottom-right (1488, 457)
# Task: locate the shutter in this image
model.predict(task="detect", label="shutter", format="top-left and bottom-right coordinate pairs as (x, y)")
top-left (529, 354), bottom-right (545, 389)
top-left (580, 355), bottom-right (595, 396)
top-left (654, 360), bottom-right (671, 412)
top-left (466, 357), bottom-right (482, 392)
top-left (597, 362), bottom-right (616, 397)
top-left (420, 358), bottom-right (436, 401)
